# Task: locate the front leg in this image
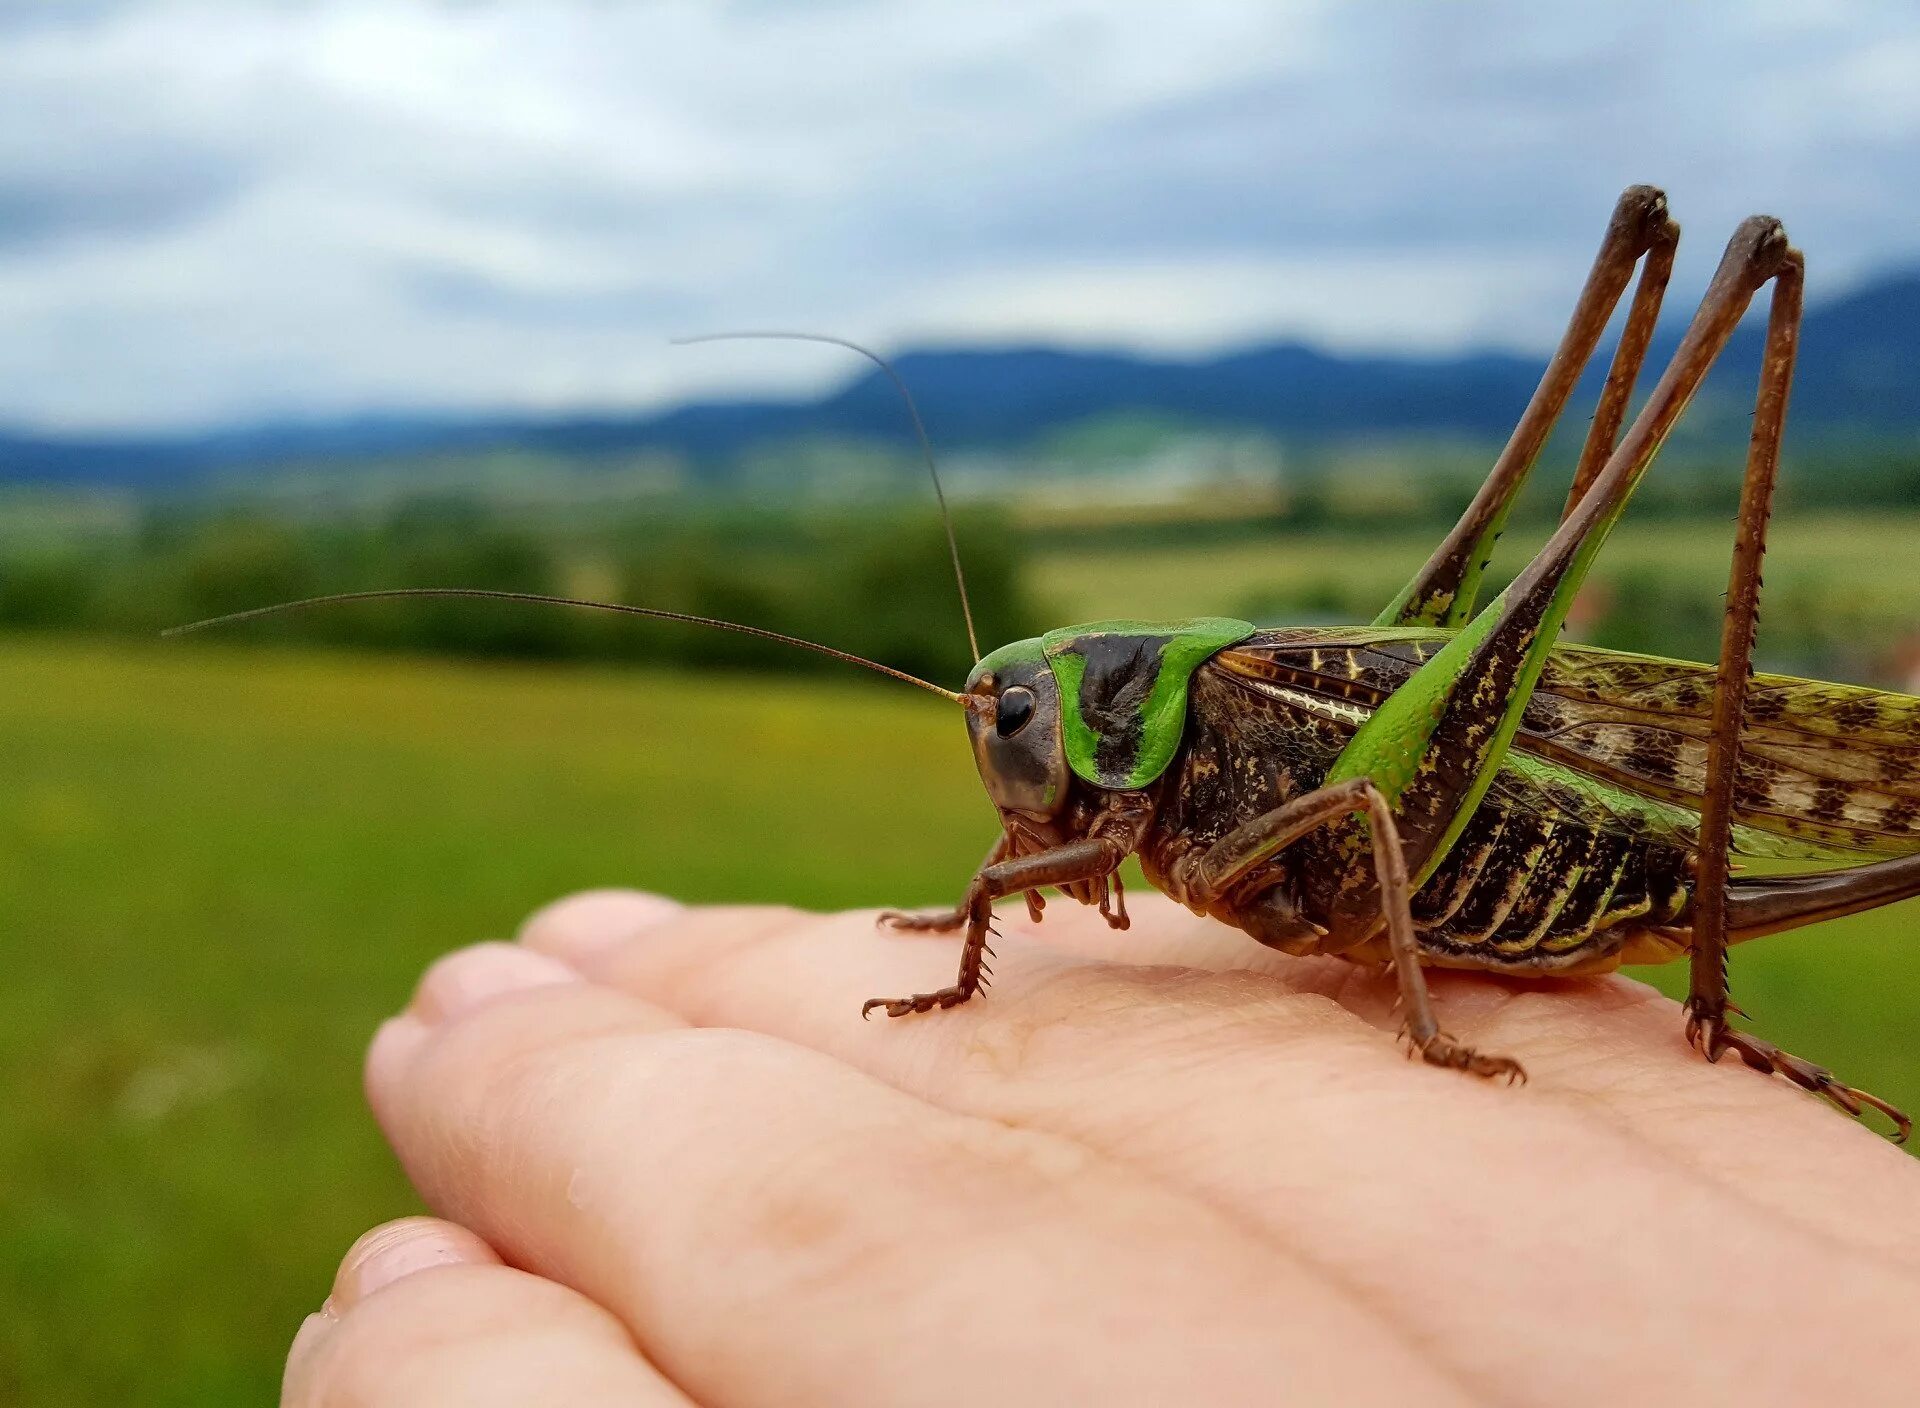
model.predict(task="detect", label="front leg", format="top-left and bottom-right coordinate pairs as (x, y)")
top-left (878, 832), bottom-right (1011, 934)
top-left (863, 836), bottom-right (1130, 1019)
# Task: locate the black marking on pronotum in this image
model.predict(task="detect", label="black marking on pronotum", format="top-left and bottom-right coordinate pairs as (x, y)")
top-left (1061, 632), bottom-right (1177, 782)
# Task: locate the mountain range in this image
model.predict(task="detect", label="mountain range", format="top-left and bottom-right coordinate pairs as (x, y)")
top-left (4, 269), bottom-right (1917, 490)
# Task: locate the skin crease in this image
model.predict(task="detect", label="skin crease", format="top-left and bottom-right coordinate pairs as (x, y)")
top-left (285, 888), bottom-right (1920, 1408)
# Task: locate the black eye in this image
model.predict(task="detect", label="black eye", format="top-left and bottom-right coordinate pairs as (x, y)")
top-left (995, 685), bottom-right (1036, 738)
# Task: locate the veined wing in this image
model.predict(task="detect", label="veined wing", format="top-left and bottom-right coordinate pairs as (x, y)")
top-left (1213, 627), bottom-right (1920, 858)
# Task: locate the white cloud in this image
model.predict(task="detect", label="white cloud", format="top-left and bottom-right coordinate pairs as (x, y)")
top-left (0, 0), bottom-right (1914, 431)
top-left (890, 253), bottom-right (1570, 355)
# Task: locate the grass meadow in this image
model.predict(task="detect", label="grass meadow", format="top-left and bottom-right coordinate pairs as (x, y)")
top-left (6, 513), bottom-right (1920, 1404)
top-left (3, 634), bottom-right (988, 1405)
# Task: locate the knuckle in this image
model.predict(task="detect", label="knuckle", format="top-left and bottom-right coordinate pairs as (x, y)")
top-left (587, 1041), bottom-right (967, 1300)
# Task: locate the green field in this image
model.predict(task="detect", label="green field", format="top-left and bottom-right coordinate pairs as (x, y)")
top-left (5, 632), bottom-right (1918, 1405)
top-left (1, 635), bottom-right (988, 1405)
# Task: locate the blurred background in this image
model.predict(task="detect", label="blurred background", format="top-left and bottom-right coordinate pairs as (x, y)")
top-left (5, 3), bottom-right (1919, 1401)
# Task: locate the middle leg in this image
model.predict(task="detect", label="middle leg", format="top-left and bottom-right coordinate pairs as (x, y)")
top-left (1188, 778), bottom-right (1524, 1081)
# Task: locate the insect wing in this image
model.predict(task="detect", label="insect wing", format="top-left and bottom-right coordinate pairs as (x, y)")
top-left (1214, 628), bottom-right (1920, 859)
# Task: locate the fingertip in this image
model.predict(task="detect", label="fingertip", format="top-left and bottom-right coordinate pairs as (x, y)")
top-left (365, 943), bottom-right (582, 1122)
top-left (519, 889), bottom-right (685, 965)
top-left (329, 1217), bottom-right (501, 1315)
top-left (412, 942), bottom-right (579, 1025)
top-left (286, 1259), bottom-right (685, 1408)
top-left (282, 1310), bottom-right (331, 1391)
top-left (288, 1218), bottom-right (506, 1394)
top-left (365, 1013), bottom-right (429, 1123)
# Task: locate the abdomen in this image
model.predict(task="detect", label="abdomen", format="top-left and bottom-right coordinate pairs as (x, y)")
top-left (1151, 664), bottom-right (1699, 974)
top-left (1403, 801), bottom-right (1695, 972)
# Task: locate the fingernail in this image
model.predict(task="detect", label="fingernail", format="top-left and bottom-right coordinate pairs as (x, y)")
top-left (518, 889), bottom-right (684, 966)
top-left (412, 941), bottom-right (579, 1026)
top-left (326, 1217), bottom-right (500, 1316)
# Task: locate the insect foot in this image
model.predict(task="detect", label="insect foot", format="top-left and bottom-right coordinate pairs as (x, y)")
top-left (861, 985), bottom-right (976, 1019)
top-left (1686, 1003), bottom-right (1910, 1142)
top-left (1403, 1028), bottom-right (1528, 1085)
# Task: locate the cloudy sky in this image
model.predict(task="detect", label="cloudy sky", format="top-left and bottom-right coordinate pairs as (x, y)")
top-left (2, 0), bottom-right (1917, 433)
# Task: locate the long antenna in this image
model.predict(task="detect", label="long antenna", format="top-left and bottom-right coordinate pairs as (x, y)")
top-left (162, 588), bottom-right (964, 702)
top-left (672, 330), bottom-right (981, 661)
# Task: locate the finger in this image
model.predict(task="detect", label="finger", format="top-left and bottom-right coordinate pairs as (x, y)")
top-left (369, 940), bottom-right (1466, 1407)
top-left (329, 1217), bottom-right (503, 1306)
top-left (519, 889), bottom-right (686, 967)
top-left (284, 1217), bottom-right (685, 1407)
top-left (527, 892), bottom-right (1920, 1259)
top-left (566, 903), bottom-right (1920, 1405)
top-left (832, 886), bottom-right (1920, 1266)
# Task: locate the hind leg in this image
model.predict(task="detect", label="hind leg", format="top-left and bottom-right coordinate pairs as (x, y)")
top-left (1681, 247), bottom-right (1909, 1140)
top-left (1696, 1023), bottom-right (1912, 1141)
top-left (1382, 184), bottom-right (1678, 628)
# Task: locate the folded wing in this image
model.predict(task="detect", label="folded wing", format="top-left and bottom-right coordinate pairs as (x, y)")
top-left (1214, 628), bottom-right (1920, 859)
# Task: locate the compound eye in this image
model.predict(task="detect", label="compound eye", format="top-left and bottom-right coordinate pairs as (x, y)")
top-left (995, 685), bottom-right (1036, 738)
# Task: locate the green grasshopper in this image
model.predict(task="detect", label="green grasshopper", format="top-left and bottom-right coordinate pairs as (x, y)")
top-left (175, 186), bottom-right (1920, 1137)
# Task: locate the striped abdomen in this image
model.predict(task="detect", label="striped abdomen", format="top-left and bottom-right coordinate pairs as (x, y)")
top-left (1156, 658), bottom-right (1702, 974)
top-left (1407, 800), bottom-right (1693, 970)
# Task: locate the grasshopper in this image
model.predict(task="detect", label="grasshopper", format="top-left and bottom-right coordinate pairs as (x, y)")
top-left (175, 186), bottom-right (1920, 1137)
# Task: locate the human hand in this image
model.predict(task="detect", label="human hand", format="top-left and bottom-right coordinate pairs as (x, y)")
top-left (284, 890), bottom-right (1920, 1406)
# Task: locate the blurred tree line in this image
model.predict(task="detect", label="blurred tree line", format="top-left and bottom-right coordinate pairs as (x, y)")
top-left (0, 498), bottom-right (1033, 687)
top-left (1288, 436), bottom-right (1920, 533)
top-left (3, 432), bottom-right (1916, 683)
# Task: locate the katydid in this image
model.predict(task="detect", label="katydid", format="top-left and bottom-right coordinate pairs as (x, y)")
top-left (172, 185), bottom-right (1920, 1139)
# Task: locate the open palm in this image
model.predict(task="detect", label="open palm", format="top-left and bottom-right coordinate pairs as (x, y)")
top-left (285, 889), bottom-right (1920, 1407)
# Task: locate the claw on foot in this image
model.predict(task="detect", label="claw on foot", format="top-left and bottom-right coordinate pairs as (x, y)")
top-left (861, 985), bottom-right (975, 1020)
top-left (1684, 1001), bottom-right (1909, 1142)
top-left (1683, 998), bottom-right (1726, 1059)
top-left (1404, 1027), bottom-right (1527, 1084)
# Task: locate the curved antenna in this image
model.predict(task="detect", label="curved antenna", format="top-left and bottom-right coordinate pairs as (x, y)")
top-left (672, 330), bottom-right (980, 661)
top-left (162, 588), bottom-right (963, 702)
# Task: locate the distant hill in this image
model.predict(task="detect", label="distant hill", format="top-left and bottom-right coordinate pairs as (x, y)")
top-left (4, 268), bottom-right (1917, 489)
